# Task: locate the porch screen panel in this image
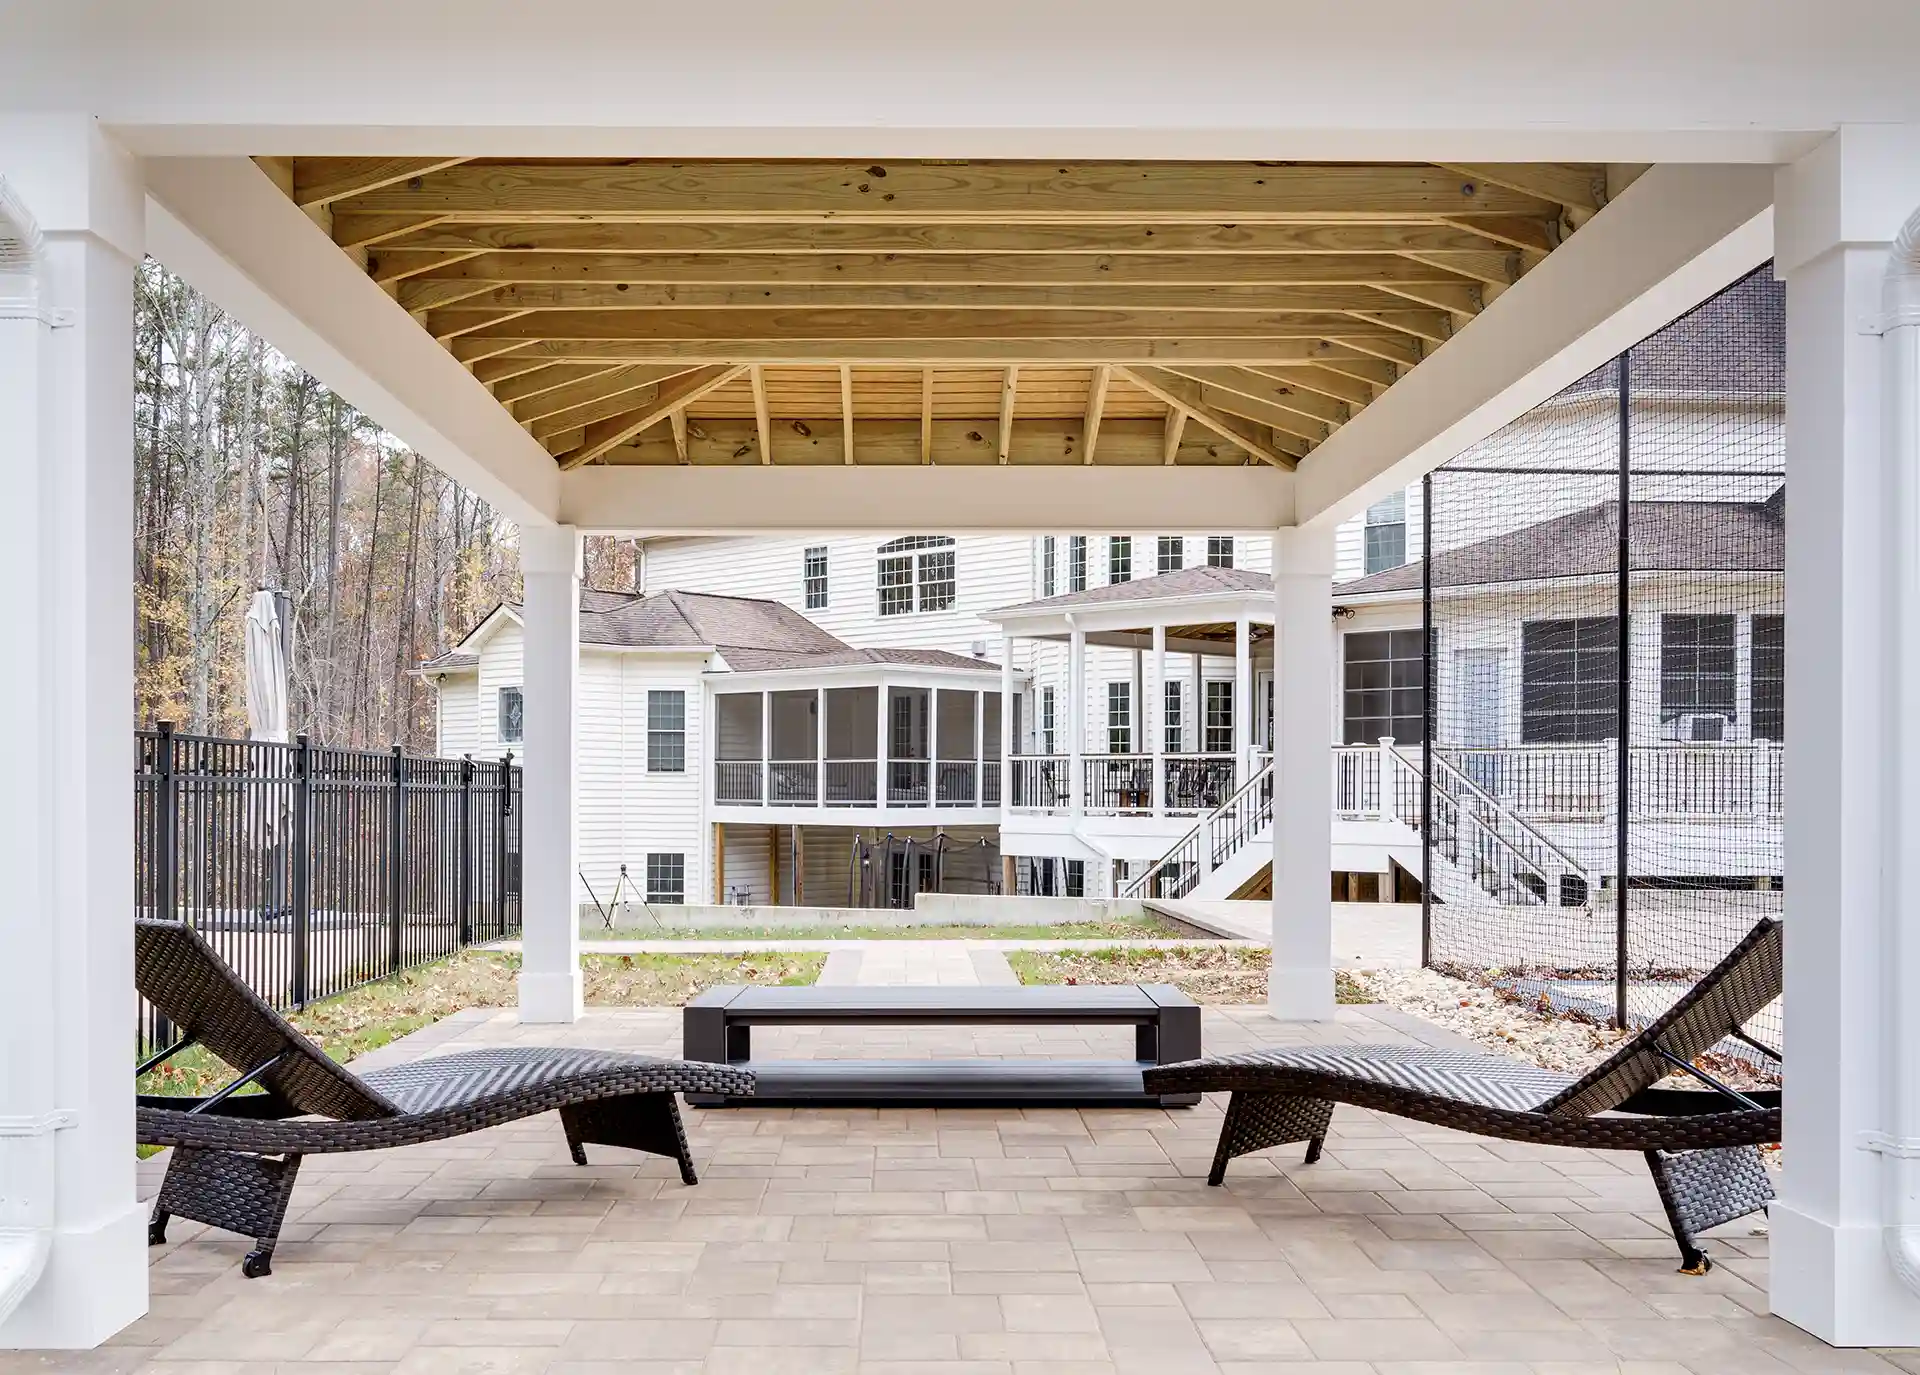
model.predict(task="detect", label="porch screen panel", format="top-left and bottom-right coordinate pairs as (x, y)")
top-left (1420, 266), bottom-right (1783, 1057)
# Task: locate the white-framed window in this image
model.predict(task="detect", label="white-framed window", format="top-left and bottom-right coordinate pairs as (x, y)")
top-left (647, 689), bottom-right (686, 771)
top-left (497, 686), bottom-right (524, 744)
top-left (1521, 617), bottom-right (1619, 743)
top-left (1068, 535), bottom-right (1087, 592)
top-left (1108, 536), bottom-right (1132, 584)
top-left (1363, 492), bottom-right (1408, 575)
top-left (1752, 614), bottom-right (1784, 740)
top-left (1205, 680), bottom-right (1234, 753)
top-left (1164, 681), bottom-right (1183, 754)
top-left (1041, 536), bottom-right (1057, 597)
top-left (1039, 685), bottom-right (1056, 754)
top-left (1660, 614), bottom-right (1737, 739)
top-left (1107, 681), bottom-right (1132, 753)
top-left (1206, 536), bottom-right (1234, 568)
top-left (1157, 536), bottom-right (1184, 574)
top-left (803, 545), bottom-right (828, 610)
top-left (645, 852), bottom-right (685, 904)
top-left (877, 536), bottom-right (956, 615)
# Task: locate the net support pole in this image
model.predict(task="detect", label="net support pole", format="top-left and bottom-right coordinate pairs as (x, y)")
top-left (1615, 349), bottom-right (1632, 1030)
top-left (1421, 474), bottom-right (1433, 968)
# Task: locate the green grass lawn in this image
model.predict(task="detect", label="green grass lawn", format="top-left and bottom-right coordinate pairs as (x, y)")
top-left (587, 914), bottom-right (1196, 942)
top-left (137, 948), bottom-right (824, 1107)
top-left (1008, 944), bottom-right (1374, 1006)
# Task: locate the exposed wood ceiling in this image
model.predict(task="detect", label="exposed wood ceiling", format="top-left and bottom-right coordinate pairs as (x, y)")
top-left (260, 158), bottom-right (1612, 472)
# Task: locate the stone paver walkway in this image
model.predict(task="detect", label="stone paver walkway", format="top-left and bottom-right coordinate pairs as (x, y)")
top-left (816, 940), bottom-right (1017, 987)
top-left (23, 1005), bottom-right (1908, 1375)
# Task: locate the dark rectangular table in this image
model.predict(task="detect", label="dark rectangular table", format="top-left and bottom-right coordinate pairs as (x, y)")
top-left (683, 984), bottom-right (1201, 1107)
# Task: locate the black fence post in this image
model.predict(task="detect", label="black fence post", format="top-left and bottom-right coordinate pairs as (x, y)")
top-left (155, 720), bottom-right (178, 925)
top-left (389, 744), bottom-right (406, 976)
top-left (290, 734), bottom-right (312, 1008)
top-left (1420, 474), bottom-right (1434, 968)
top-left (457, 754), bottom-right (474, 946)
top-left (496, 752), bottom-right (512, 939)
top-left (1615, 349), bottom-right (1633, 1031)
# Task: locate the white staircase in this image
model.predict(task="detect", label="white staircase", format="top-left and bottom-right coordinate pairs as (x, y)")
top-left (1120, 764), bottom-right (1274, 902)
top-left (1122, 743), bottom-right (1595, 915)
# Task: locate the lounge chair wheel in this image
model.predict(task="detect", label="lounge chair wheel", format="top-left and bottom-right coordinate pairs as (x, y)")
top-left (147, 1213), bottom-right (169, 1246)
top-left (241, 1249), bottom-right (273, 1279)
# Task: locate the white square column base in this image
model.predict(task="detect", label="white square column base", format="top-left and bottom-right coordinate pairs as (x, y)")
top-left (1268, 963), bottom-right (1336, 1022)
top-left (0, 1200), bottom-right (147, 1350)
top-left (1771, 1204), bottom-right (1920, 1347)
top-left (517, 968), bottom-right (585, 1025)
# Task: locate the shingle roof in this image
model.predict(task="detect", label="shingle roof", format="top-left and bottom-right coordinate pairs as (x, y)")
top-left (993, 565), bottom-right (1272, 616)
top-left (416, 650), bottom-right (478, 674)
top-left (1335, 487), bottom-right (1785, 599)
top-left (1558, 270), bottom-right (1784, 401)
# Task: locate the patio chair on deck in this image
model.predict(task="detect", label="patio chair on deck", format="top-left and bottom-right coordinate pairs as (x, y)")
top-left (1143, 917), bottom-right (1782, 1275)
top-left (134, 918), bottom-right (752, 1278)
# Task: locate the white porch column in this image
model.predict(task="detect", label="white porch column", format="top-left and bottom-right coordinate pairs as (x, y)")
top-left (517, 524), bottom-right (582, 1023)
top-left (1234, 614), bottom-right (1253, 784)
top-left (1268, 527), bottom-right (1336, 1021)
top-left (0, 117), bottom-right (149, 1348)
top-left (1189, 652), bottom-right (1204, 752)
top-left (1068, 625), bottom-right (1087, 817)
top-left (1770, 126), bottom-right (1920, 1346)
top-left (875, 678), bottom-right (888, 806)
top-left (999, 632), bottom-right (1014, 760)
top-left (1151, 624), bottom-right (1167, 816)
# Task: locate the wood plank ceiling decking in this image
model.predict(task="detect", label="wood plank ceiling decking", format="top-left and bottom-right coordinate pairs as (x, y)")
top-left (258, 158), bottom-right (1612, 472)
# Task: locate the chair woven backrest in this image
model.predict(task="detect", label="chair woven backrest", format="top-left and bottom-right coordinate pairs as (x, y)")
top-left (135, 919), bottom-right (399, 1122)
top-left (1535, 916), bottom-right (1782, 1119)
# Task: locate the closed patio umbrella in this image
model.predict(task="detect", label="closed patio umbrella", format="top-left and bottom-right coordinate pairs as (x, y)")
top-left (243, 590), bottom-right (289, 744)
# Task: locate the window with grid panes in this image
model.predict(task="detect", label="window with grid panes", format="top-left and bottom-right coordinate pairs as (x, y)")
top-left (1521, 617), bottom-right (1620, 743)
top-left (802, 545), bottom-right (828, 609)
top-left (875, 536), bottom-right (956, 615)
top-left (1068, 536), bottom-right (1087, 592)
top-left (645, 853), bottom-right (685, 904)
top-left (1107, 681), bottom-right (1132, 753)
top-left (1341, 631), bottom-right (1424, 744)
top-left (1157, 536), bottom-right (1184, 573)
top-left (1205, 680), bottom-right (1234, 753)
top-left (1041, 537), bottom-right (1056, 596)
top-left (1363, 493), bottom-right (1408, 575)
top-left (497, 686), bottom-right (524, 744)
top-left (1039, 686), bottom-right (1055, 753)
top-left (1751, 615), bottom-right (1784, 740)
top-left (1108, 536), bottom-right (1131, 584)
top-left (1206, 536), bottom-right (1234, 568)
top-left (646, 690), bottom-right (687, 771)
top-left (1163, 681), bottom-right (1183, 754)
top-left (1660, 614), bottom-right (1737, 736)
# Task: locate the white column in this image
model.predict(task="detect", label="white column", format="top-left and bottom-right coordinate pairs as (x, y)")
top-left (1151, 624), bottom-right (1167, 816)
top-left (875, 678), bottom-right (888, 806)
top-left (1234, 614), bottom-right (1253, 784)
top-left (0, 116), bottom-right (149, 1348)
top-left (1770, 126), bottom-right (1920, 1346)
top-left (760, 690), bottom-right (771, 805)
top-left (1189, 652), bottom-right (1204, 752)
top-left (999, 632), bottom-right (1015, 762)
top-left (815, 687), bottom-right (825, 806)
top-left (1269, 528), bottom-right (1335, 1021)
top-left (517, 524), bottom-right (582, 1024)
top-left (973, 689), bottom-right (984, 805)
top-left (1068, 625), bottom-right (1086, 817)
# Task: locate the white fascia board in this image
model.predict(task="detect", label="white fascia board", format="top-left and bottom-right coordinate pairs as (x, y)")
top-left (985, 590), bottom-right (1274, 637)
top-left (708, 663), bottom-right (1001, 693)
top-left (559, 464), bottom-right (1293, 536)
top-left (452, 603), bottom-right (523, 655)
top-left (142, 157), bottom-right (559, 529)
top-left (1294, 164), bottom-right (1776, 531)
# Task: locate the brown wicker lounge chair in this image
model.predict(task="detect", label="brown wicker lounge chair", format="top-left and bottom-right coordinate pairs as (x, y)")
top-left (134, 918), bottom-right (752, 1277)
top-left (1142, 917), bottom-right (1782, 1275)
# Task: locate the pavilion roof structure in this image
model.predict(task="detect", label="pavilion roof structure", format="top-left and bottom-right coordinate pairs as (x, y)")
top-left (255, 157), bottom-right (1616, 474)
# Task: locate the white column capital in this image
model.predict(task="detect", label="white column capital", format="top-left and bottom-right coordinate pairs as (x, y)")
top-left (0, 114), bottom-right (144, 263)
top-left (519, 523), bottom-right (582, 579)
top-left (1775, 125), bottom-right (1920, 277)
top-left (1271, 525), bottom-right (1336, 577)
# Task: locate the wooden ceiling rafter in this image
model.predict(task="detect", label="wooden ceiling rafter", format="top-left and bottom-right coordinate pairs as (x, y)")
top-left (272, 155), bottom-right (1608, 469)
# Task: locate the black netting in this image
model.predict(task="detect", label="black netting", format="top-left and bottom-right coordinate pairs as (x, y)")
top-left (1421, 267), bottom-right (1783, 1053)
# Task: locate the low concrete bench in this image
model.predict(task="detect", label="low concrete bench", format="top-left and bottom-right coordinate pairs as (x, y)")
top-left (683, 984), bottom-right (1201, 1108)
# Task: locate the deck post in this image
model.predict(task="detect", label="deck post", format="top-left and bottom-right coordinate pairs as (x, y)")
top-left (1234, 614), bottom-right (1253, 789)
top-left (1068, 625), bottom-right (1086, 817)
top-left (516, 523), bottom-right (582, 1023)
top-left (1267, 527), bottom-right (1335, 1021)
top-left (1768, 126), bottom-right (1920, 1345)
top-left (1151, 624), bottom-right (1167, 816)
top-left (0, 114), bottom-right (151, 1347)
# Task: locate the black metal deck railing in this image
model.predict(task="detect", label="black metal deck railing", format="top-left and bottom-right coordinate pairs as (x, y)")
top-left (135, 723), bottom-right (522, 1046)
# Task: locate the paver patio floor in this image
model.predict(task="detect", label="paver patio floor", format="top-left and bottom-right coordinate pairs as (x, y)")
top-left (10, 1003), bottom-right (1909, 1375)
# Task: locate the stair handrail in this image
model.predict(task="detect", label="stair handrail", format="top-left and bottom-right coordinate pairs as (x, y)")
top-left (1392, 745), bottom-right (1594, 905)
top-left (1120, 761), bottom-right (1274, 900)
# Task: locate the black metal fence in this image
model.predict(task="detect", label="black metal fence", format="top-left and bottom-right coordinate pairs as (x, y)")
top-left (136, 723), bottom-right (522, 1046)
top-left (1417, 266), bottom-right (1784, 1048)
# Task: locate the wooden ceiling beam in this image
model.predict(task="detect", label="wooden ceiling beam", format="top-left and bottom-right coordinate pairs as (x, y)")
top-left (1341, 308), bottom-right (1452, 346)
top-left (920, 369), bottom-right (934, 465)
top-left (330, 161), bottom-right (1565, 223)
top-left (371, 249), bottom-right (484, 286)
top-left (670, 410), bottom-right (690, 464)
top-left (292, 157), bottom-right (470, 211)
top-left (399, 252), bottom-right (1477, 287)
top-left (493, 361), bottom-right (621, 406)
top-left (362, 220), bottom-right (1542, 258)
top-left (1369, 280), bottom-right (1482, 316)
top-left (447, 337), bottom-right (1400, 366)
top-left (1081, 365), bottom-right (1110, 466)
top-left (1324, 333), bottom-right (1423, 368)
top-left (400, 282), bottom-right (1462, 314)
top-left (332, 212), bottom-right (451, 249)
top-left (513, 364), bottom-right (697, 425)
top-left (1156, 366), bottom-right (1349, 426)
top-left (1434, 163), bottom-right (1605, 214)
top-left (556, 364), bottom-right (750, 469)
top-left (1438, 215), bottom-right (1557, 255)
top-left (997, 367), bottom-right (1019, 465)
top-left (431, 309), bottom-right (1428, 343)
top-left (1161, 408), bottom-right (1187, 466)
top-left (1244, 364), bottom-right (1377, 408)
top-left (840, 365), bottom-right (856, 465)
top-left (751, 366), bottom-right (773, 465)
top-left (1143, 374), bottom-right (1329, 443)
top-left (1115, 367), bottom-right (1299, 469)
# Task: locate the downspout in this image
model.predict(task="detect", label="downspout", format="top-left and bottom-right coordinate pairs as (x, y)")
top-left (0, 177), bottom-right (72, 1328)
top-left (1880, 205), bottom-right (1920, 1296)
